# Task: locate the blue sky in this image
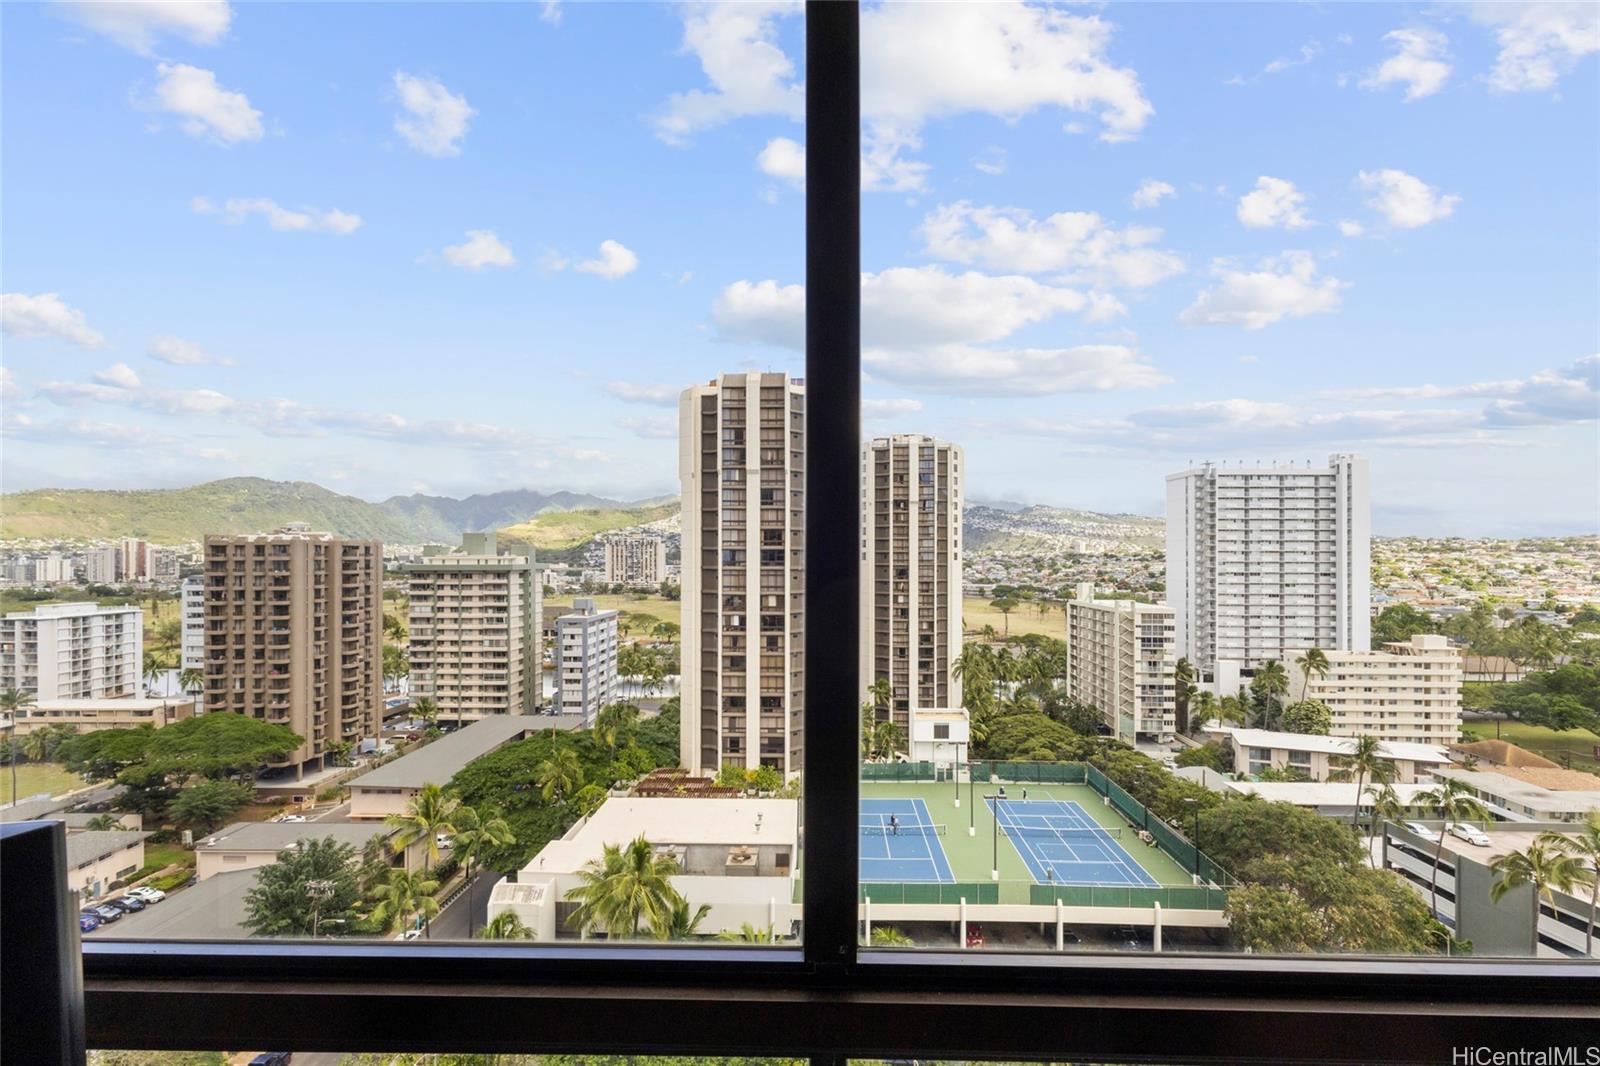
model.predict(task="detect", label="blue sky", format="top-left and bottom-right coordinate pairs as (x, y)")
top-left (2, 2), bottom-right (1595, 536)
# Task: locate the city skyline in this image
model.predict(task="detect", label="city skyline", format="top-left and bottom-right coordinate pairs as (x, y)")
top-left (2, 2), bottom-right (1596, 538)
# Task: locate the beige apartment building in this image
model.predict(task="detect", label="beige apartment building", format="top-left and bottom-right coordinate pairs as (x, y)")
top-left (1301, 634), bottom-right (1463, 745)
top-left (0, 602), bottom-right (144, 699)
top-left (1064, 584), bottom-right (1177, 743)
top-left (859, 434), bottom-right (963, 734)
top-left (404, 532), bottom-right (541, 719)
top-left (9, 696), bottom-right (194, 735)
top-left (202, 526), bottom-right (383, 776)
top-left (604, 536), bottom-right (668, 587)
top-left (679, 371), bottom-right (806, 777)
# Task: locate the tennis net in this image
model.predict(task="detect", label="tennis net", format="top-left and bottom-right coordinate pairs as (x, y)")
top-left (1000, 824), bottom-right (1123, 841)
top-left (860, 822), bottom-right (948, 837)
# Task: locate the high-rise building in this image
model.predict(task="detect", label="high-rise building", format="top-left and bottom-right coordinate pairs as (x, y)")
top-left (201, 527), bottom-right (382, 776)
top-left (553, 597), bottom-right (619, 723)
top-left (1302, 634), bottom-right (1463, 746)
top-left (1165, 454), bottom-right (1370, 693)
top-left (119, 538), bottom-right (149, 581)
top-left (1064, 584), bottom-right (1176, 743)
top-left (147, 547), bottom-right (180, 585)
top-left (679, 371), bottom-right (806, 777)
top-left (0, 602), bottom-right (144, 699)
top-left (859, 434), bottom-right (963, 733)
top-left (85, 547), bottom-right (120, 584)
top-left (33, 553), bottom-right (72, 584)
top-left (403, 532), bottom-right (542, 719)
top-left (181, 575), bottom-right (206, 711)
top-left (603, 536), bottom-right (668, 587)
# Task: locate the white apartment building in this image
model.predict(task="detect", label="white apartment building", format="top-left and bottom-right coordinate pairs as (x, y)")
top-left (604, 536), bottom-right (668, 587)
top-left (1301, 634), bottom-right (1463, 745)
top-left (0, 602), bottom-right (144, 698)
top-left (404, 533), bottom-right (542, 718)
top-left (1064, 584), bottom-right (1177, 743)
top-left (35, 553), bottom-right (72, 584)
top-left (859, 435), bottom-right (963, 735)
top-left (1166, 454), bottom-right (1371, 693)
top-left (181, 575), bottom-right (206, 710)
top-left (148, 547), bottom-right (180, 585)
top-left (85, 547), bottom-right (120, 584)
top-left (679, 371), bottom-right (806, 777)
top-left (553, 597), bottom-right (619, 723)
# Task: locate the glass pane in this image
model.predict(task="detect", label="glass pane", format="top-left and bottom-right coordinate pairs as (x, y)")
top-left (3, 1), bottom-right (803, 946)
top-left (856, 1), bottom-right (1598, 958)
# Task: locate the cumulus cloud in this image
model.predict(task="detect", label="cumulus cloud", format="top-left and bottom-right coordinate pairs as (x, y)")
top-left (1179, 252), bottom-right (1347, 330)
top-left (1466, 2), bottom-right (1598, 93)
top-left (576, 239), bottom-right (639, 280)
top-left (2, 413), bottom-right (188, 451)
top-left (653, 1), bottom-right (805, 144)
top-left (862, 398), bottom-right (925, 419)
top-left (148, 335), bottom-right (237, 367)
top-left (53, 0), bottom-right (230, 56)
top-left (1130, 179), bottom-right (1176, 209)
top-left (1, 292), bottom-right (106, 348)
top-left (1357, 168), bottom-right (1460, 228)
top-left (93, 363), bottom-right (141, 389)
top-left (604, 382), bottom-right (679, 406)
top-left (618, 415), bottom-right (677, 440)
top-left (392, 72), bottom-right (475, 157)
top-left (1361, 27), bottom-right (1452, 100)
top-left (441, 230), bottom-right (516, 270)
top-left (1338, 219), bottom-right (1366, 237)
top-left (1236, 176), bottom-right (1313, 230)
top-left (865, 344), bottom-right (1168, 397)
top-left (919, 202), bottom-right (1183, 289)
top-left (757, 136), bottom-right (805, 187)
top-left (192, 196), bottom-right (361, 234)
top-left (150, 63), bottom-right (262, 144)
top-left (1322, 355), bottom-right (1599, 426)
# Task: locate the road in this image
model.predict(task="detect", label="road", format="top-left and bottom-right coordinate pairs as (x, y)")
top-left (421, 867), bottom-right (493, 941)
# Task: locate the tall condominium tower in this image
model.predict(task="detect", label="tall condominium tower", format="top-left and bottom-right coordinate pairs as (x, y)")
top-left (553, 597), bottom-right (619, 724)
top-left (202, 526), bottom-right (383, 776)
top-left (679, 371), bottom-right (806, 777)
top-left (859, 434), bottom-right (963, 734)
top-left (403, 532), bottom-right (542, 719)
top-left (603, 536), bottom-right (668, 587)
top-left (0, 602), bottom-right (143, 699)
top-left (1165, 454), bottom-right (1371, 692)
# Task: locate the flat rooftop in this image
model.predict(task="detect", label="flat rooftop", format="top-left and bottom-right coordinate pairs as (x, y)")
top-left (26, 697), bottom-right (194, 712)
top-left (347, 714), bottom-right (582, 791)
top-left (197, 821), bottom-right (389, 853)
top-left (1226, 781), bottom-right (1440, 806)
top-left (1430, 767), bottom-right (1600, 814)
top-left (531, 797), bottom-right (799, 874)
top-left (96, 869), bottom-right (257, 940)
top-left (1221, 728), bottom-right (1452, 764)
top-left (67, 830), bottom-right (149, 866)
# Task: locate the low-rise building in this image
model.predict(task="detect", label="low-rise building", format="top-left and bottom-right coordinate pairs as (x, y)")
top-left (66, 830), bottom-right (150, 901)
top-left (193, 820), bottom-right (397, 881)
top-left (9, 696), bottom-right (195, 735)
top-left (1446, 739), bottom-right (1560, 771)
top-left (1426, 766), bottom-right (1600, 823)
top-left (908, 708), bottom-right (969, 767)
top-left (553, 598), bottom-right (618, 724)
top-left (1212, 727), bottom-right (1453, 784)
top-left (1064, 584), bottom-right (1176, 743)
top-left (1300, 635), bottom-right (1463, 746)
top-left (1221, 780), bottom-right (1440, 816)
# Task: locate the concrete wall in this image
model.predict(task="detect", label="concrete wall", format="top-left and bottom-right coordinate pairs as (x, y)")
top-left (69, 841), bottom-right (145, 900)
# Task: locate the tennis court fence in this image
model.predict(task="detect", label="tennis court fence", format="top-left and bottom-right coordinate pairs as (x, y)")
top-left (860, 761), bottom-right (940, 782)
top-left (858, 880), bottom-right (1229, 910)
top-left (861, 822), bottom-right (1123, 841)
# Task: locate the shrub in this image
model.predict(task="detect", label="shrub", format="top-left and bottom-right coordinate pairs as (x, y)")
top-left (148, 869), bottom-right (193, 893)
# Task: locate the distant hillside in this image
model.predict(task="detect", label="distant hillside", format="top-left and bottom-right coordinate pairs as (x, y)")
top-left (379, 489), bottom-right (636, 542)
top-left (497, 503), bottom-right (680, 552)
top-left (964, 504), bottom-right (1163, 552)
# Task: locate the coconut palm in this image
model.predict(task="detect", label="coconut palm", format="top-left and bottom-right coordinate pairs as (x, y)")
top-left (412, 696), bottom-right (439, 730)
top-left (178, 667), bottom-right (205, 698)
top-left (1363, 782), bottom-right (1406, 868)
top-left (384, 782), bottom-right (462, 869)
top-left (593, 702), bottom-right (640, 750)
top-left (1490, 841), bottom-right (1589, 956)
top-left (83, 813), bottom-right (123, 831)
top-left (20, 729), bottom-right (50, 763)
top-left (1329, 736), bottom-right (1393, 831)
top-left (1173, 657), bottom-right (1196, 732)
top-left (1414, 777), bottom-right (1492, 914)
top-left (1294, 647), bottom-right (1330, 703)
top-left (652, 895), bottom-right (712, 940)
top-left (565, 836), bottom-right (681, 939)
top-left (536, 746), bottom-right (584, 805)
top-left (1541, 813), bottom-right (1600, 956)
top-left (1, 688), bottom-right (35, 802)
top-left (867, 676), bottom-right (893, 712)
top-left (717, 922), bottom-right (781, 943)
top-left (1188, 691), bottom-right (1218, 735)
top-left (1252, 660), bottom-right (1289, 729)
top-left (450, 804), bottom-right (516, 938)
top-left (371, 867), bottom-right (440, 937)
top-left (1216, 694), bottom-right (1247, 728)
top-left (477, 911), bottom-right (534, 940)
top-left (142, 650), bottom-right (166, 695)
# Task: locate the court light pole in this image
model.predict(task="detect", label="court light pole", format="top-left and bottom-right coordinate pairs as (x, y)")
top-left (968, 764), bottom-right (976, 836)
top-left (953, 741), bottom-right (962, 809)
top-left (989, 794), bottom-right (999, 881)
top-left (1182, 797), bottom-right (1200, 876)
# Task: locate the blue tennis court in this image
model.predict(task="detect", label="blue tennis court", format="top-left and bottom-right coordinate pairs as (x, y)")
top-left (860, 797), bottom-right (955, 883)
top-left (990, 795), bottom-right (1159, 887)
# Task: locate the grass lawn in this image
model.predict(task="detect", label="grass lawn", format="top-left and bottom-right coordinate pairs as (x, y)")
top-left (143, 842), bottom-right (195, 871)
top-left (0, 761), bottom-right (92, 804)
top-left (1473, 717), bottom-right (1600, 776)
top-left (962, 597), bottom-right (1066, 641)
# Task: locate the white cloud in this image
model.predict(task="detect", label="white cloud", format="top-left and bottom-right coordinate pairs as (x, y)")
top-left (540, 1), bottom-right (562, 26)
top-left (1264, 41), bottom-right (1323, 75)
top-left (866, 344), bottom-right (1169, 397)
top-left (1236, 176), bottom-right (1312, 230)
top-left (972, 147), bottom-right (1008, 176)
top-left (920, 202), bottom-right (1183, 289)
top-left (1322, 355), bottom-right (1599, 426)
top-left (618, 415), bottom-right (677, 440)
top-left (392, 72), bottom-right (475, 157)
top-left (192, 196), bottom-right (361, 234)
top-left (53, 0), bottom-right (230, 56)
top-left (0, 367), bottom-right (21, 402)
top-left (1338, 219), bottom-right (1366, 237)
top-left (862, 398), bottom-right (925, 419)
top-left (2, 413), bottom-right (186, 450)
top-left (654, 1), bottom-right (805, 145)
top-left (1357, 168), bottom-right (1460, 228)
top-left (150, 63), bottom-right (262, 144)
top-left (604, 382), bottom-right (679, 406)
top-left (1130, 179), bottom-right (1176, 209)
top-left (1361, 28), bottom-right (1452, 101)
top-left (576, 240), bottom-right (639, 280)
top-left (93, 363), bottom-right (141, 389)
top-left (1466, 2), bottom-right (1599, 93)
top-left (757, 136), bottom-right (805, 186)
top-left (148, 335), bottom-right (236, 367)
top-left (1179, 252), bottom-right (1347, 330)
top-left (441, 230), bottom-right (516, 271)
top-left (40, 378), bottom-right (235, 415)
top-left (1, 292), bottom-right (106, 348)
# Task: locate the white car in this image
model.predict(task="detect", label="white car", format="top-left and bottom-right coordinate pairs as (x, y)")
top-left (127, 887), bottom-right (165, 903)
top-left (399, 928), bottom-right (423, 941)
top-left (1404, 821), bottom-right (1442, 842)
top-left (277, 814), bottom-right (308, 823)
top-left (436, 833), bottom-right (454, 850)
top-left (1448, 822), bottom-right (1492, 847)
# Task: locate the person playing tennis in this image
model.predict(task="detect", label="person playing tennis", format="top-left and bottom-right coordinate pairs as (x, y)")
top-left (888, 813), bottom-right (900, 836)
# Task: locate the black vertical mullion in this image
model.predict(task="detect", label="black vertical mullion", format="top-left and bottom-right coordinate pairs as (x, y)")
top-left (803, 0), bottom-right (861, 972)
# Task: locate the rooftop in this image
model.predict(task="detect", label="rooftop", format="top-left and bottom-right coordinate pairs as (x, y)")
top-left (66, 829), bottom-right (149, 867)
top-left (1225, 781), bottom-right (1440, 806)
top-left (347, 714), bottom-right (581, 791)
top-left (99, 868), bottom-right (258, 940)
top-left (25, 697), bottom-right (196, 713)
top-left (1447, 739), bottom-right (1560, 770)
top-left (2, 602), bottom-right (141, 621)
top-left (1220, 728), bottom-right (1453, 764)
top-left (529, 796), bottom-right (798, 875)
top-left (1430, 767), bottom-right (1600, 815)
top-left (197, 821), bottom-right (389, 853)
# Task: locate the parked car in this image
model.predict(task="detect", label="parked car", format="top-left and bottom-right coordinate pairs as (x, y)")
top-left (277, 814), bottom-right (308, 823)
top-left (436, 833), bottom-right (454, 850)
top-left (127, 886), bottom-right (165, 903)
top-left (1403, 821), bottom-right (1442, 842)
top-left (108, 896), bottom-right (145, 913)
top-left (248, 1053), bottom-right (293, 1066)
top-left (399, 929), bottom-right (423, 941)
top-left (79, 912), bottom-right (101, 933)
top-left (91, 904), bottom-right (122, 923)
top-left (964, 923), bottom-right (985, 948)
top-left (1448, 822), bottom-right (1492, 847)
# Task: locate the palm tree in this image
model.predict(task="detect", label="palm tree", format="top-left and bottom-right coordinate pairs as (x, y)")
top-left (412, 696), bottom-right (439, 730)
top-left (1541, 814), bottom-right (1600, 956)
top-left (1188, 691), bottom-right (1218, 735)
top-left (83, 813), bottom-right (123, 831)
top-left (142, 650), bottom-right (166, 695)
top-left (20, 729), bottom-right (49, 763)
top-left (1490, 841), bottom-right (1588, 957)
top-left (1329, 736), bottom-right (1392, 831)
top-left (536, 746), bottom-right (584, 805)
top-left (1294, 647), bottom-right (1330, 703)
top-left (450, 805), bottom-right (516, 938)
top-left (652, 895), bottom-right (712, 940)
top-left (593, 702), bottom-right (640, 750)
top-left (1173, 657), bottom-right (1195, 733)
top-left (477, 911), bottom-right (534, 940)
top-left (372, 867), bottom-right (440, 937)
top-left (1414, 777), bottom-right (1492, 914)
top-left (565, 836), bottom-right (681, 939)
top-left (1252, 660), bottom-right (1289, 729)
top-left (867, 677), bottom-right (893, 714)
top-left (0, 688), bottom-right (35, 802)
top-left (1362, 782), bottom-right (1406, 868)
top-left (384, 782), bottom-right (462, 869)
top-left (717, 922), bottom-right (781, 943)
top-left (1215, 694), bottom-right (1247, 728)
top-left (869, 926), bottom-right (914, 946)
top-left (178, 667), bottom-right (205, 699)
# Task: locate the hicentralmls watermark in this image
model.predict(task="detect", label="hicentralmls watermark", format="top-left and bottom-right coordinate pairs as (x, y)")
top-left (1453, 1049), bottom-right (1600, 1066)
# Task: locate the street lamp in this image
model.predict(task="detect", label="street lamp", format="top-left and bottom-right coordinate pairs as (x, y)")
top-left (306, 877), bottom-right (336, 938)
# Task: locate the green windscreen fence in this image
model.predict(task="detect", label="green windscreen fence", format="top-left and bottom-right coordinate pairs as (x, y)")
top-left (1027, 883), bottom-right (1229, 910)
top-left (971, 761), bottom-right (1087, 784)
top-left (1084, 762), bottom-right (1235, 889)
top-left (859, 882), bottom-right (1000, 905)
top-left (860, 761), bottom-right (937, 782)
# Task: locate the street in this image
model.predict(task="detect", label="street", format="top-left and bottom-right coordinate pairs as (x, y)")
top-left (419, 867), bottom-right (493, 941)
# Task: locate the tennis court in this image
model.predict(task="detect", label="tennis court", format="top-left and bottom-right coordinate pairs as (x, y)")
top-left (860, 797), bottom-right (955, 883)
top-left (990, 794), bottom-right (1159, 887)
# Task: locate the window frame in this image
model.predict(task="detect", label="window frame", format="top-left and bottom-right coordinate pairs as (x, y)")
top-left (78, 4), bottom-right (1600, 1060)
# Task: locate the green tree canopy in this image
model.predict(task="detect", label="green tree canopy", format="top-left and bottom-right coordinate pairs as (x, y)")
top-left (242, 837), bottom-right (365, 938)
top-left (168, 778), bottom-right (253, 833)
top-left (1280, 699), bottom-right (1332, 736)
top-left (141, 713), bottom-right (303, 780)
